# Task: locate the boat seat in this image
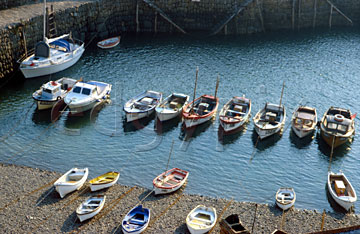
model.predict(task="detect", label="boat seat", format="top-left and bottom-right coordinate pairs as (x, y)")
top-left (68, 172), bottom-right (84, 181)
top-left (129, 218), bottom-right (145, 225)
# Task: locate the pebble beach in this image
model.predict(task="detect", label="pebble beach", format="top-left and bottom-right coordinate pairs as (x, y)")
top-left (1, 163), bottom-right (360, 233)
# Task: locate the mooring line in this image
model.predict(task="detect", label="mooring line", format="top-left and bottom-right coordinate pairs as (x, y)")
top-left (208, 198), bottom-right (233, 233)
top-left (70, 186), bottom-right (136, 234)
top-left (0, 177), bottom-right (58, 212)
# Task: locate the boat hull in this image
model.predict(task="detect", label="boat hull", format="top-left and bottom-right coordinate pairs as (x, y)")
top-left (90, 172), bottom-right (120, 192)
top-left (220, 119), bottom-right (246, 133)
top-left (20, 46), bottom-right (85, 79)
top-left (275, 200), bottom-right (295, 211)
top-left (35, 100), bottom-right (58, 110)
top-left (320, 131), bottom-right (351, 148)
top-left (126, 109), bottom-right (154, 122)
top-left (54, 168), bottom-right (88, 198)
top-left (327, 172), bottom-right (357, 211)
top-left (68, 101), bottom-right (98, 114)
top-left (156, 111), bottom-right (180, 122)
top-left (291, 125), bottom-right (314, 138)
top-left (55, 182), bottom-right (85, 198)
top-left (154, 185), bottom-right (183, 195)
top-left (183, 113), bottom-right (215, 128)
top-left (254, 125), bottom-right (282, 140)
top-left (77, 199), bottom-right (105, 222)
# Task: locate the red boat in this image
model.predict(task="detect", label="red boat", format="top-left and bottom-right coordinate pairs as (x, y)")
top-left (97, 36), bottom-right (120, 49)
top-left (153, 168), bottom-right (189, 195)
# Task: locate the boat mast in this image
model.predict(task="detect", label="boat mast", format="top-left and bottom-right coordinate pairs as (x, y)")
top-left (43, 0), bottom-right (47, 41)
top-left (190, 67), bottom-right (199, 113)
top-left (214, 75), bottom-right (220, 99)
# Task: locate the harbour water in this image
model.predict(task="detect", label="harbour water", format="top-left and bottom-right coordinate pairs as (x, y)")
top-left (1, 28), bottom-right (360, 214)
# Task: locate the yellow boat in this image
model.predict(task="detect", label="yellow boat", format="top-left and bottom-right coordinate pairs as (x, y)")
top-left (89, 171), bottom-right (120, 192)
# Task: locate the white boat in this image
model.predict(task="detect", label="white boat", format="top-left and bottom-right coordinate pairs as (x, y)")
top-left (76, 195), bottom-right (106, 222)
top-left (275, 188), bottom-right (296, 211)
top-left (19, 1), bottom-right (84, 79)
top-left (122, 205), bottom-right (150, 234)
top-left (155, 93), bottom-right (189, 122)
top-left (219, 96), bottom-right (251, 133)
top-left (186, 205), bottom-right (217, 234)
top-left (327, 171), bottom-right (357, 211)
top-left (123, 90), bottom-right (162, 122)
top-left (291, 106), bottom-right (317, 138)
top-left (89, 171), bottom-right (120, 192)
top-left (54, 168), bottom-right (88, 198)
top-left (32, 77), bottom-right (78, 110)
top-left (153, 168), bottom-right (189, 195)
top-left (64, 81), bottom-right (112, 114)
top-left (97, 36), bottom-right (121, 49)
top-left (253, 103), bottom-right (286, 140)
top-left (182, 95), bottom-right (219, 128)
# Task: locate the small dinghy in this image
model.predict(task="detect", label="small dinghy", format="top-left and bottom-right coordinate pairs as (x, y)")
top-left (89, 171), bottom-right (120, 192)
top-left (153, 168), bottom-right (189, 195)
top-left (186, 205), bottom-right (217, 234)
top-left (182, 95), bottom-right (219, 128)
top-left (275, 188), bottom-right (296, 211)
top-left (291, 106), bottom-right (317, 138)
top-left (320, 107), bottom-right (356, 148)
top-left (219, 96), bottom-right (251, 133)
top-left (32, 77), bottom-right (78, 110)
top-left (123, 90), bottom-right (162, 122)
top-left (76, 195), bottom-right (106, 222)
top-left (253, 103), bottom-right (286, 140)
top-left (327, 171), bottom-right (357, 211)
top-left (64, 80), bottom-right (112, 114)
top-left (97, 36), bottom-right (121, 49)
top-left (54, 168), bottom-right (88, 198)
top-left (155, 93), bottom-right (190, 122)
top-left (220, 214), bottom-right (250, 234)
top-left (122, 205), bottom-right (150, 234)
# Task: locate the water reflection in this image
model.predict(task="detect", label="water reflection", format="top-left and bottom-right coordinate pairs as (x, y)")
top-left (289, 129), bottom-right (315, 149)
top-left (32, 109), bottom-right (52, 125)
top-left (251, 129), bottom-right (282, 151)
top-left (218, 124), bottom-right (247, 145)
top-left (154, 116), bottom-right (182, 135)
top-left (179, 120), bottom-right (212, 141)
top-left (316, 133), bottom-right (350, 158)
top-left (123, 113), bottom-right (155, 132)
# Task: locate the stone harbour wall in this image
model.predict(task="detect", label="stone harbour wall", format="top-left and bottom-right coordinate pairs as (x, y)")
top-left (0, 0), bottom-right (360, 83)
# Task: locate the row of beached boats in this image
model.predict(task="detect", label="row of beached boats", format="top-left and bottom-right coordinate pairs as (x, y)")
top-left (52, 167), bottom-right (219, 233)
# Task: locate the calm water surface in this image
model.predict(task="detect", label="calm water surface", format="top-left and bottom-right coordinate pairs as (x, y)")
top-left (1, 28), bottom-right (360, 213)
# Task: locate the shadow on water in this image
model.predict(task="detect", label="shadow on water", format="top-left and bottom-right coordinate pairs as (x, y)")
top-left (64, 110), bottom-right (93, 129)
top-left (251, 129), bottom-right (282, 151)
top-left (123, 113), bottom-right (155, 132)
top-left (154, 116), bottom-right (182, 135)
top-left (316, 133), bottom-right (350, 158)
top-left (32, 109), bottom-right (52, 125)
top-left (217, 124), bottom-right (247, 145)
top-left (289, 129), bottom-right (315, 149)
top-left (179, 120), bottom-right (212, 141)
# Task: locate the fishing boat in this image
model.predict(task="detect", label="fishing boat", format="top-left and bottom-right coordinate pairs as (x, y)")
top-left (155, 93), bottom-right (190, 122)
top-left (253, 103), bottom-right (286, 140)
top-left (219, 214), bottom-right (250, 234)
top-left (320, 107), bottom-right (356, 148)
top-left (32, 77), bottom-right (78, 110)
top-left (327, 171), bottom-right (357, 211)
top-left (153, 168), bottom-right (189, 195)
top-left (97, 36), bottom-right (121, 49)
top-left (89, 171), bottom-right (120, 192)
top-left (275, 187), bottom-right (296, 211)
top-left (186, 205), bottom-right (217, 234)
top-left (291, 106), bottom-right (317, 138)
top-left (64, 80), bottom-right (112, 114)
top-left (122, 205), bottom-right (150, 234)
top-left (123, 90), bottom-right (162, 122)
top-left (76, 195), bottom-right (106, 222)
top-left (219, 96), bottom-right (251, 133)
top-left (182, 95), bottom-right (219, 128)
top-left (54, 168), bottom-right (88, 198)
top-left (19, 2), bottom-right (84, 78)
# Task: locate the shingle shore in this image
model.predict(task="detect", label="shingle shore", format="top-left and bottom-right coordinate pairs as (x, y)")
top-left (0, 163), bottom-right (359, 233)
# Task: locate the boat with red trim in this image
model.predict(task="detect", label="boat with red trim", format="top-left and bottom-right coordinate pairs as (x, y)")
top-left (153, 168), bottom-right (189, 195)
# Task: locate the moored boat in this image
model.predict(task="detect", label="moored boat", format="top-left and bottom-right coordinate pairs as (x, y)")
top-left (186, 205), bottom-right (217, 234)
top-left (275, 187), bottom-right (296, 211)
top-left (155, 93), bottom-right (190, 122)
top-left (182, 95), bottom-right (219, 128)
top-left (122, 205), bottom-right (150, 234)
top-left (123, 90), bottom-right (162, 122)
top-left (76, 195), bottom-right (106, 222)
top-left (291, 106), bottom-right (317, 138)
top-left (54, 168), bottom-right (88, 198)
top-left (32, 77), bottom-right (77, 110)
top-left (153, 168), bottom-right (189, 195)
top-left (219, 96), bottom-right (251, 133)
top-left (320, 107), bottom-right (356, 148)
top-left (253, 103), bottom-right (286, 140)
top-left (64, 81), bottom-right (112, 114)
top-left (327, 171), bottom-right (357, 211)
top-left (97, 36), bottom-right (121, 49)
top-left (219, 214), bottom-right (250, 234)
top-left (89, 171), bottom-right (120, 192)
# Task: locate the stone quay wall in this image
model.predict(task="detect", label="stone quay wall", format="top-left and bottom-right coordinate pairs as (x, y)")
top-left (0, 0), bottom-right (360, 83)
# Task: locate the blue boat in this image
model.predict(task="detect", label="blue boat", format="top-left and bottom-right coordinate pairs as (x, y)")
top-left (122, 205), bottom-right (151, 234)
